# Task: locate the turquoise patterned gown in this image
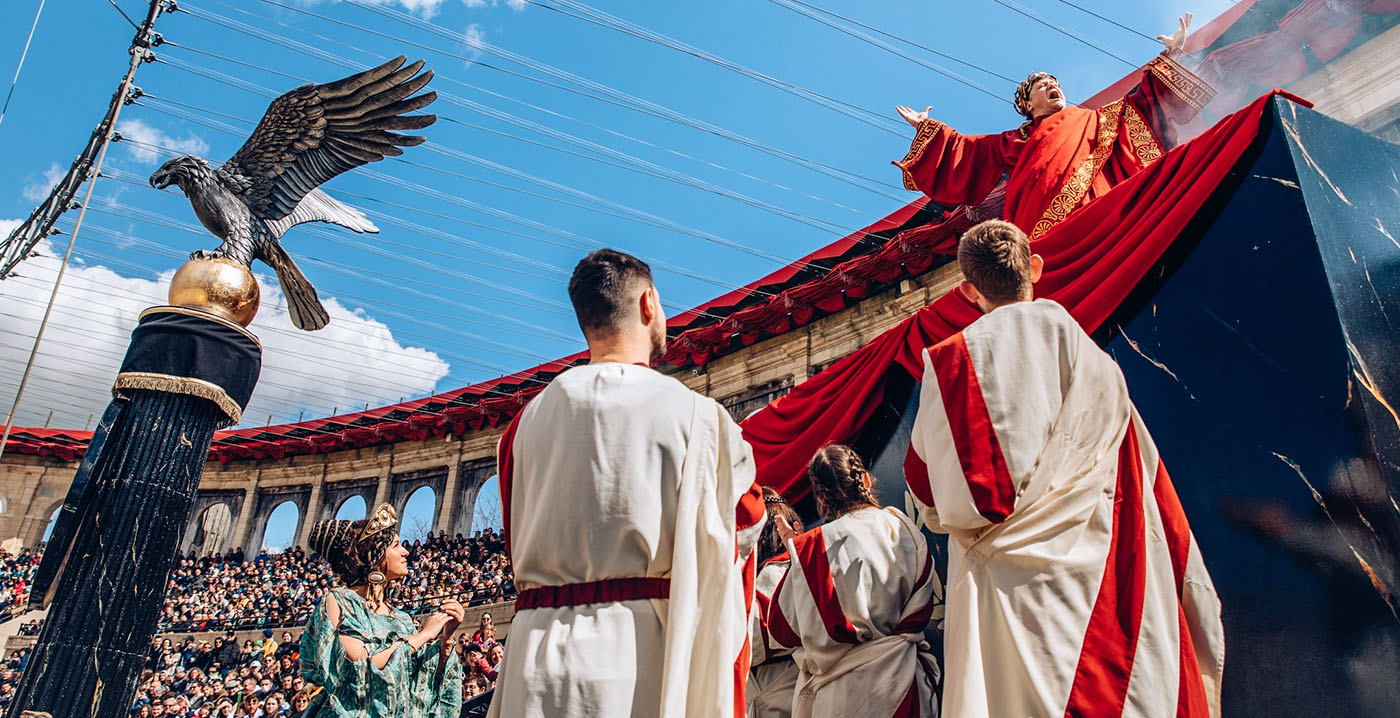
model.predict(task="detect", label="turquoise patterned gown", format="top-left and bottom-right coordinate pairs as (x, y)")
top-left (300, 587), bottom-right (463, 718)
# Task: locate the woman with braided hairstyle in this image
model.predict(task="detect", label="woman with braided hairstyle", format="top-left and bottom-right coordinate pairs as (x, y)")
top-left (300, 504), bottom-right (464, 718)
top-left (766, 445), bottom-right (940, 718)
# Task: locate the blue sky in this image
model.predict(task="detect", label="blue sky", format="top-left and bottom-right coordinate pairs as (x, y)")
top-left (6, 0), bottom-right (1231, 546)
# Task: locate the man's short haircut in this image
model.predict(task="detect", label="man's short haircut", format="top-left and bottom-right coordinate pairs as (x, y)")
top-left (567, 249), bottom-right (655, 334)
top-left (958, 219), bottom-right (1033, 305)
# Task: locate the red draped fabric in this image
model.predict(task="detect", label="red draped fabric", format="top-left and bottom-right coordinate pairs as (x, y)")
top-left (740, 91), bottom-right (1311, 500)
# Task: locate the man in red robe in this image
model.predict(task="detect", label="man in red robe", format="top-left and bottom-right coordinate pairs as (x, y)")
top-left (894, 15), bottom-right (1216, 239)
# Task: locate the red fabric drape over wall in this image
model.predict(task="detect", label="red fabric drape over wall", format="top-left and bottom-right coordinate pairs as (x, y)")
top-left (739, 91), bottom-right (1309, 500)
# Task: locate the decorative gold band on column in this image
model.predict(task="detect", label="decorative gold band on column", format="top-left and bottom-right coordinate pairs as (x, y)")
top-left (113, 371), bottom-right (244, 425)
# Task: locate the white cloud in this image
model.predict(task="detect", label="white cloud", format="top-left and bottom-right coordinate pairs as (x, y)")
top-left (0, 237), bottom-right (452, 431)
top-left (115, 119), bottom-right (210, 166)
top-left (504, 0), bottom-right (526, 10)
top-left (462, 0), bottom-right (487, 7)
top-left (21, 163), bottom-right (64, 202)
top-left (463, 23), bottom-right (486, 62)
top-left (352, 0), bottom-right (447, 19)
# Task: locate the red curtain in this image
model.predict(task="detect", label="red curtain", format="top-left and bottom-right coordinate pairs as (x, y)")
top-left (740, 91), bottom-right (1309, 500)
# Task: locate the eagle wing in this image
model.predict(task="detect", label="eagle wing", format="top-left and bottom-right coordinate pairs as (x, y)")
top-left (215, 56), bottom-right (436, 222)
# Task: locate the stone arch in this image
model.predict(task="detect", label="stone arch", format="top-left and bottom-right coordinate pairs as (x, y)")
top-left (244, 486), bottom-right (311, 556)
top-left (452, 458), bottom-right (497, 538)
top-left (398, 485), bottom-right (438, 543)
top-left (260, 500), bottom-right (302, 554)
top-left (187, 503), bottom-right (234, 557)
top-left (334, 495), bottom-right (368, 520)
top-left (316, 479), bottom-right (378, 528)
top-left (182, 490), bottom-right (245, 556)
top-left (389, 467), bottom-right (447, 540)
top-left (38, 502), bottom-right (62, 545)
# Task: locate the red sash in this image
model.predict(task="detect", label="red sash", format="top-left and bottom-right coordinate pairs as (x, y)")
top-left (515, 577), bottom-right (670, 610)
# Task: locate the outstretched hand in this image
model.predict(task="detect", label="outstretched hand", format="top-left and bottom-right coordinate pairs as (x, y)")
top-left (896, 105), bottom-right (932, 129)
top-left (1158, 13), bottom-right (1192, 55)
top-left (774, 514), bottom-right (798, 544)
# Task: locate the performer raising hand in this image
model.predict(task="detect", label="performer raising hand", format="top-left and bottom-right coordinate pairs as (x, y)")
top-left (894, 14), bottom-right (1213, 238)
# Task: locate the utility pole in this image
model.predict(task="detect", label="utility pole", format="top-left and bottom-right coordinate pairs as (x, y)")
top-left (0, 0), bottom-right (167, 460)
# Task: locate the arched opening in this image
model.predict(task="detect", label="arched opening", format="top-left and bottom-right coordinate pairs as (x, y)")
top-left (472, 475), bottom-right (502, 535)
top-left (335, 495), bottom-right (367, 520)
top-left (192, 503), bottom-right (233, 557)
top-left (40, 504), bottom-right (62, 544)
top-left (261, 501), bottom-right (301, 554)
top-left (400, 486), bottom-right (437, 543)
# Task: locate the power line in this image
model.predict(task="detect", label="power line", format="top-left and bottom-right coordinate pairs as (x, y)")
top-left (767, 0), bottom-right (1018, 84)
top-left (988, 0), bottom-right (1137, 68)
top-left (204, 0), bottom-right (904, 198)
top-left (126, 78), bottom-right (895, 290)
top-left (0, 0), bottom-right (47, 130)
top-left (1049, 0), bottom-right (1157, 42)
top-left (765, 0), bottom-right (1012, 105)
top-left (516, 0), bottom-right (909, 134)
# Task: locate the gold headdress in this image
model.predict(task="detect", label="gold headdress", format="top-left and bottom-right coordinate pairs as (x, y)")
top-left (360, 502), bottom-right (398, 541)
top-left (308, 502), bottom-right (400, 611)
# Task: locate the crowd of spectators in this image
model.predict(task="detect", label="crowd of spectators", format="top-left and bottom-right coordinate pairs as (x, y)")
top-left (0, 528), bottom-right (514, 716)
top-left (0, 551), bottom-right (39, 624)
top-left (161, 529), bottom-right (514, 633)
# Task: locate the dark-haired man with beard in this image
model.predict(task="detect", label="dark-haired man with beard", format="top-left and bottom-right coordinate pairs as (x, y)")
top-left (489, 249), bottom-right (766, 718)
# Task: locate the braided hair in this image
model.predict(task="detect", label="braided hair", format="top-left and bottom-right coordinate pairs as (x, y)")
top-left (807, 444), bottom-right (880, 522)
top-left (307, 516), bottom-right (396, 587)
top-left (757, 487), bottom-right (803, 565)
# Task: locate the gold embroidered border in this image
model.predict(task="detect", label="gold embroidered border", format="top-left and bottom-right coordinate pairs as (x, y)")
top-left (1030, 100), bottom-right (1125, 239)
top-left (1123, 104), bottom-right (1162, 165)
top-left (894, 119), bottom-right (946, 191)
top-left (1146, 53), bottom-right (1216, 113)
top-left (113, 371), bottom-right (243, 426)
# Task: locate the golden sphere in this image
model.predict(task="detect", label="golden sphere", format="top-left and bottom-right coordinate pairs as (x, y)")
top-left (168, 256), bottom-right (261, 327)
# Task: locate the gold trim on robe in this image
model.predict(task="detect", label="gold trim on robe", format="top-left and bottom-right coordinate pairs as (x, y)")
top-left (1030, 100), bottom-right (1125, 239)
top-left (895, 119), bottom-right (946, 191)
top-left (1122, 104), bottom-right (1163, 166)
top-left (1146, 53), bottom-right (1216, 113)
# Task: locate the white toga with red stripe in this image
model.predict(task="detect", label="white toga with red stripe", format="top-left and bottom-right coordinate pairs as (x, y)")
top-left (768, 507), bottom-right (940, 718)
top-left (489, 362), bottom-right (766, 718)
top-left (906, 299), bottom-right (1225, 718)
top-left (749, 558), bottom-right (799, 718)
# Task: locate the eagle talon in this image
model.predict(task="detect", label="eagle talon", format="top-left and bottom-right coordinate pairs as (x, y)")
top-left (189, 249), bottom-right (225, 261)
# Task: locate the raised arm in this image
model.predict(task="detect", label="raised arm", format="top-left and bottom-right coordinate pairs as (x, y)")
top-left (1129, 14), bottom-right (1216, 146)
top-left (893, 106), bottom-right (1015, 207)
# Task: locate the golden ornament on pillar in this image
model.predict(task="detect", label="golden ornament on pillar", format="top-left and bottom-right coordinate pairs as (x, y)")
top-left (167, 256), bottom-right (261, 327)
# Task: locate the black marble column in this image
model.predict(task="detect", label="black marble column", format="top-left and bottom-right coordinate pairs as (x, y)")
top-left (12, 307), bottom-right (260, 717)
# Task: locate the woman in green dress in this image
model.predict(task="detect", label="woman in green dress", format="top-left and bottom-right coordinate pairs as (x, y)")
top-left (302, 503), bottom-right (464, 718)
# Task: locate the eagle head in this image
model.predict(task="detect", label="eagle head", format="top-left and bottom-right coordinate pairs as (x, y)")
top-left (150, 156), bottom-right (212, 191)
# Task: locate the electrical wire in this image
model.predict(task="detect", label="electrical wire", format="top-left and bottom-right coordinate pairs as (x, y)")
top-left (0, 0), bottom-right (47, 130)
top-left (989, 0), bottom-right (1137, 68)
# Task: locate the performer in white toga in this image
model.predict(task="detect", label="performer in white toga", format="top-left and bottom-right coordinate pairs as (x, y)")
top-left (768, 445), bottom-right (940, 718)
top-left (905, 220), bottom-right (1226, 718)
top-left (489, 249), bottom-right (767, 718)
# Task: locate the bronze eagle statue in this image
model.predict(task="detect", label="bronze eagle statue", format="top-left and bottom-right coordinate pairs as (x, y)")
top-left (150, 56), bottom-right (437, 330)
